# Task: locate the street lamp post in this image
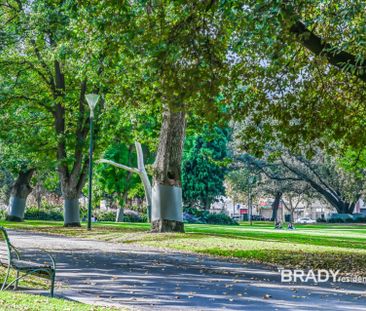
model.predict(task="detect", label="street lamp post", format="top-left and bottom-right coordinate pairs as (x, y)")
top-left (85, 94), bottom-right (100, 231)
top-left (248, 182), bottom-right (252, 225)
top-left (248, 175), bottom-right (255, 226)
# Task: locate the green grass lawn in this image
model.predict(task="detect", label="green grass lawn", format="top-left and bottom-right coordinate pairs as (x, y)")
top-left (0, 291), bottom-right (120, 310)
top-left (1, 220), bottom-right (366, 274)
top-left (0, 266), bottom-right (49, 292)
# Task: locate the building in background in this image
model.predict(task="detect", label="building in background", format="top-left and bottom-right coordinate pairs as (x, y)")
top-left (210, 195), bottom-right (337, 221)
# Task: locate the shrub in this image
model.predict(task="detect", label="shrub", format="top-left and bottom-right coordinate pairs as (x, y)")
top-left (206, 213), bottom-right (239, 225)
top-left (93, 209), bottom-right (148, 223)
top-left (123, 213), bottom-right (148, 223)
top-left (327, 213), bottom-right (355, 223)
top-left (183, 207), bottom-right (238, 225)
top-left (24, 207), bottom-right (63, 221)
top-left (352, 214), bottom-right (366, 223)
top-left (316, 217), bottom-right (326, 223)
top-left (95, 211), bottom-right (116, 222)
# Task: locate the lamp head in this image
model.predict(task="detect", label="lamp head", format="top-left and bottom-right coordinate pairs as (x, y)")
top-left (85, 94), bottom-right (100, 117)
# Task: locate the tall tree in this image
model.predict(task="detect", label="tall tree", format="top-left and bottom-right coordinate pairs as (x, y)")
top-left (0, 97), bottom-right (54, 221)
top-left (91, 1), bottom-right (240, 232)
top-left (0, 1), bottom-right (114, 226)
top-left (182, 127), bottom-right (229, 209)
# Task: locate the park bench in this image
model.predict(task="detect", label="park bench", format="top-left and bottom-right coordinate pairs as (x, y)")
top-left (0, 226), bottom-right (56, 297)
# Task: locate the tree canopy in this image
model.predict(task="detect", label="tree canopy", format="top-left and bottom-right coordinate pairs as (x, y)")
top-left (182, 127), bottom-right (229, 209)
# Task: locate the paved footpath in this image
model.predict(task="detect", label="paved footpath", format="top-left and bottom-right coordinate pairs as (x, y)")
top-left (8, 230), bottom-right (366, 311)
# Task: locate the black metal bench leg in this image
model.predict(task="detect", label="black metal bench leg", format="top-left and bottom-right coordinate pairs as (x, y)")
top-left (50, 270), bottom-right (55, 297)
top-left (1, 267), bottom-right (10, 291)
top-left (14, 271), bottom-right (19, 290)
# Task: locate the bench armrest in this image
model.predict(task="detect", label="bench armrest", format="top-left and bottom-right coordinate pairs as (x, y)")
top-left (9, 243), bottom-right (21, 260)
top-left (44, 251), bottom-right (56, 270)
top-left (29, 250), bottom-right (56, 269)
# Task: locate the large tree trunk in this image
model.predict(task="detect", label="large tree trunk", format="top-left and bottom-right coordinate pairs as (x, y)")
top-left (116, 207), bottom-right (124, 222)
top-left (34, 183), bottom-right (43, 209)
top-left (7, 169), bottom-right (35, 222)
top-left (271, 192), bottom-right (282, 222)
top-left (151, 107), bottom-right (186, 233)
top-left (62, 183), bottom-right (81, 227)
top-left (337, 201), bottom-right (355, 214)
top-left (115, 191), bottom-right (128, 222)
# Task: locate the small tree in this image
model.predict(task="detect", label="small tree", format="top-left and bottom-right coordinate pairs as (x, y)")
top-left (182, 127), bottom-right (229, 210)
top-left (95, 144), bottom-right (141, 219)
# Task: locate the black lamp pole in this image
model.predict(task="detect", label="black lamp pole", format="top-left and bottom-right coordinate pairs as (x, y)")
top-left (85, 94), bottom-right (100, 231)
top-left (87, 114), bottom-right (94, 230)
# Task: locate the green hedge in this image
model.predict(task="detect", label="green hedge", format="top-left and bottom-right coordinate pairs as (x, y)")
top-left (184, 207), bottom-right (238, 225)
top-left (326, 213), bottom-right (366, 223)
top-left (22, 207), bottom-right (148, 223)
top-left (25, 207), bottom-right (63, 221)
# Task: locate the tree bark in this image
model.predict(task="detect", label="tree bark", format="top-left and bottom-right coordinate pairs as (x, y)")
top-left (7, 169), bottom-right (35, 222)
top-left (135, 142), bottom-right (152, 220)
top-left (151, 106), bottom-right (186, 232)
top-left (34, 183), bottom-right (43, 209)
top-left (271, 192), bottom-right (282, 222)
top-left (116, 207), bottom-right (124, 222)
top-left (115, 191), bottom-right (128, 222)
top-left (337, 201), bottom-right (355, 214)
top-left (62, 183), bottom-right (82, 227)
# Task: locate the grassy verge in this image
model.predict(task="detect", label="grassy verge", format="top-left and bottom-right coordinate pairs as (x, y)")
top-left (0, 291), bottom-right (119, 310)
top-left (2, 220), bottom-right (366, 274)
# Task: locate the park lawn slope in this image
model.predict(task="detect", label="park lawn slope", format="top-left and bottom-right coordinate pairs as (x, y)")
top-left (1, 221), bottom-right (366, 274)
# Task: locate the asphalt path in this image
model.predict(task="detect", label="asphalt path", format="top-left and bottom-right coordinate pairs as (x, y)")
top-left (8, 230), bottom-right (366, 311)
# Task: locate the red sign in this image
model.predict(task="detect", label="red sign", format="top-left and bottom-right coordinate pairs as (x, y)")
top-left (239, 209), bottom-right (248, 215)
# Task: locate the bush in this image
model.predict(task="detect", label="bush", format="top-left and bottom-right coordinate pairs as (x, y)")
top-left (22, 206), bottom-right (148, 223)
top-left (183, 207), bottom-right (238, 225)
top-left (24, 207), bottom-right (63, 221)
top-left (123, 213), bottom-right (147, 223)
top-left (95, 211), bottom-right (116, 222)
top-left (352, 214), bottom-right (366, 223)
top-left (316, 217), bottom-right (326, 223)
top-left (331, 213), bottom-right (366, 223)
top-left (206, 213), bottom-right (239, 225)
top-left (94, 210), bottom-right (148, 223)
top-left (327, 213), bottom-right (356, 223)
top-left (183, 212), bottom-right (203, 223)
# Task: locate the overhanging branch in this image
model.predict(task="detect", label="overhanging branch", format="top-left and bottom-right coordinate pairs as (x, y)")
top-left (290, 20), bottom-right (366, 82)
top-left (98, 159), bottom-right (140, 175)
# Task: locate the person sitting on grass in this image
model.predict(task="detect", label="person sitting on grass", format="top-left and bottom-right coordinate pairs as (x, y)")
top-left (274, 221), bottom-right (282, 229)
top-left (287, 222), bottom-right (295, 230)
